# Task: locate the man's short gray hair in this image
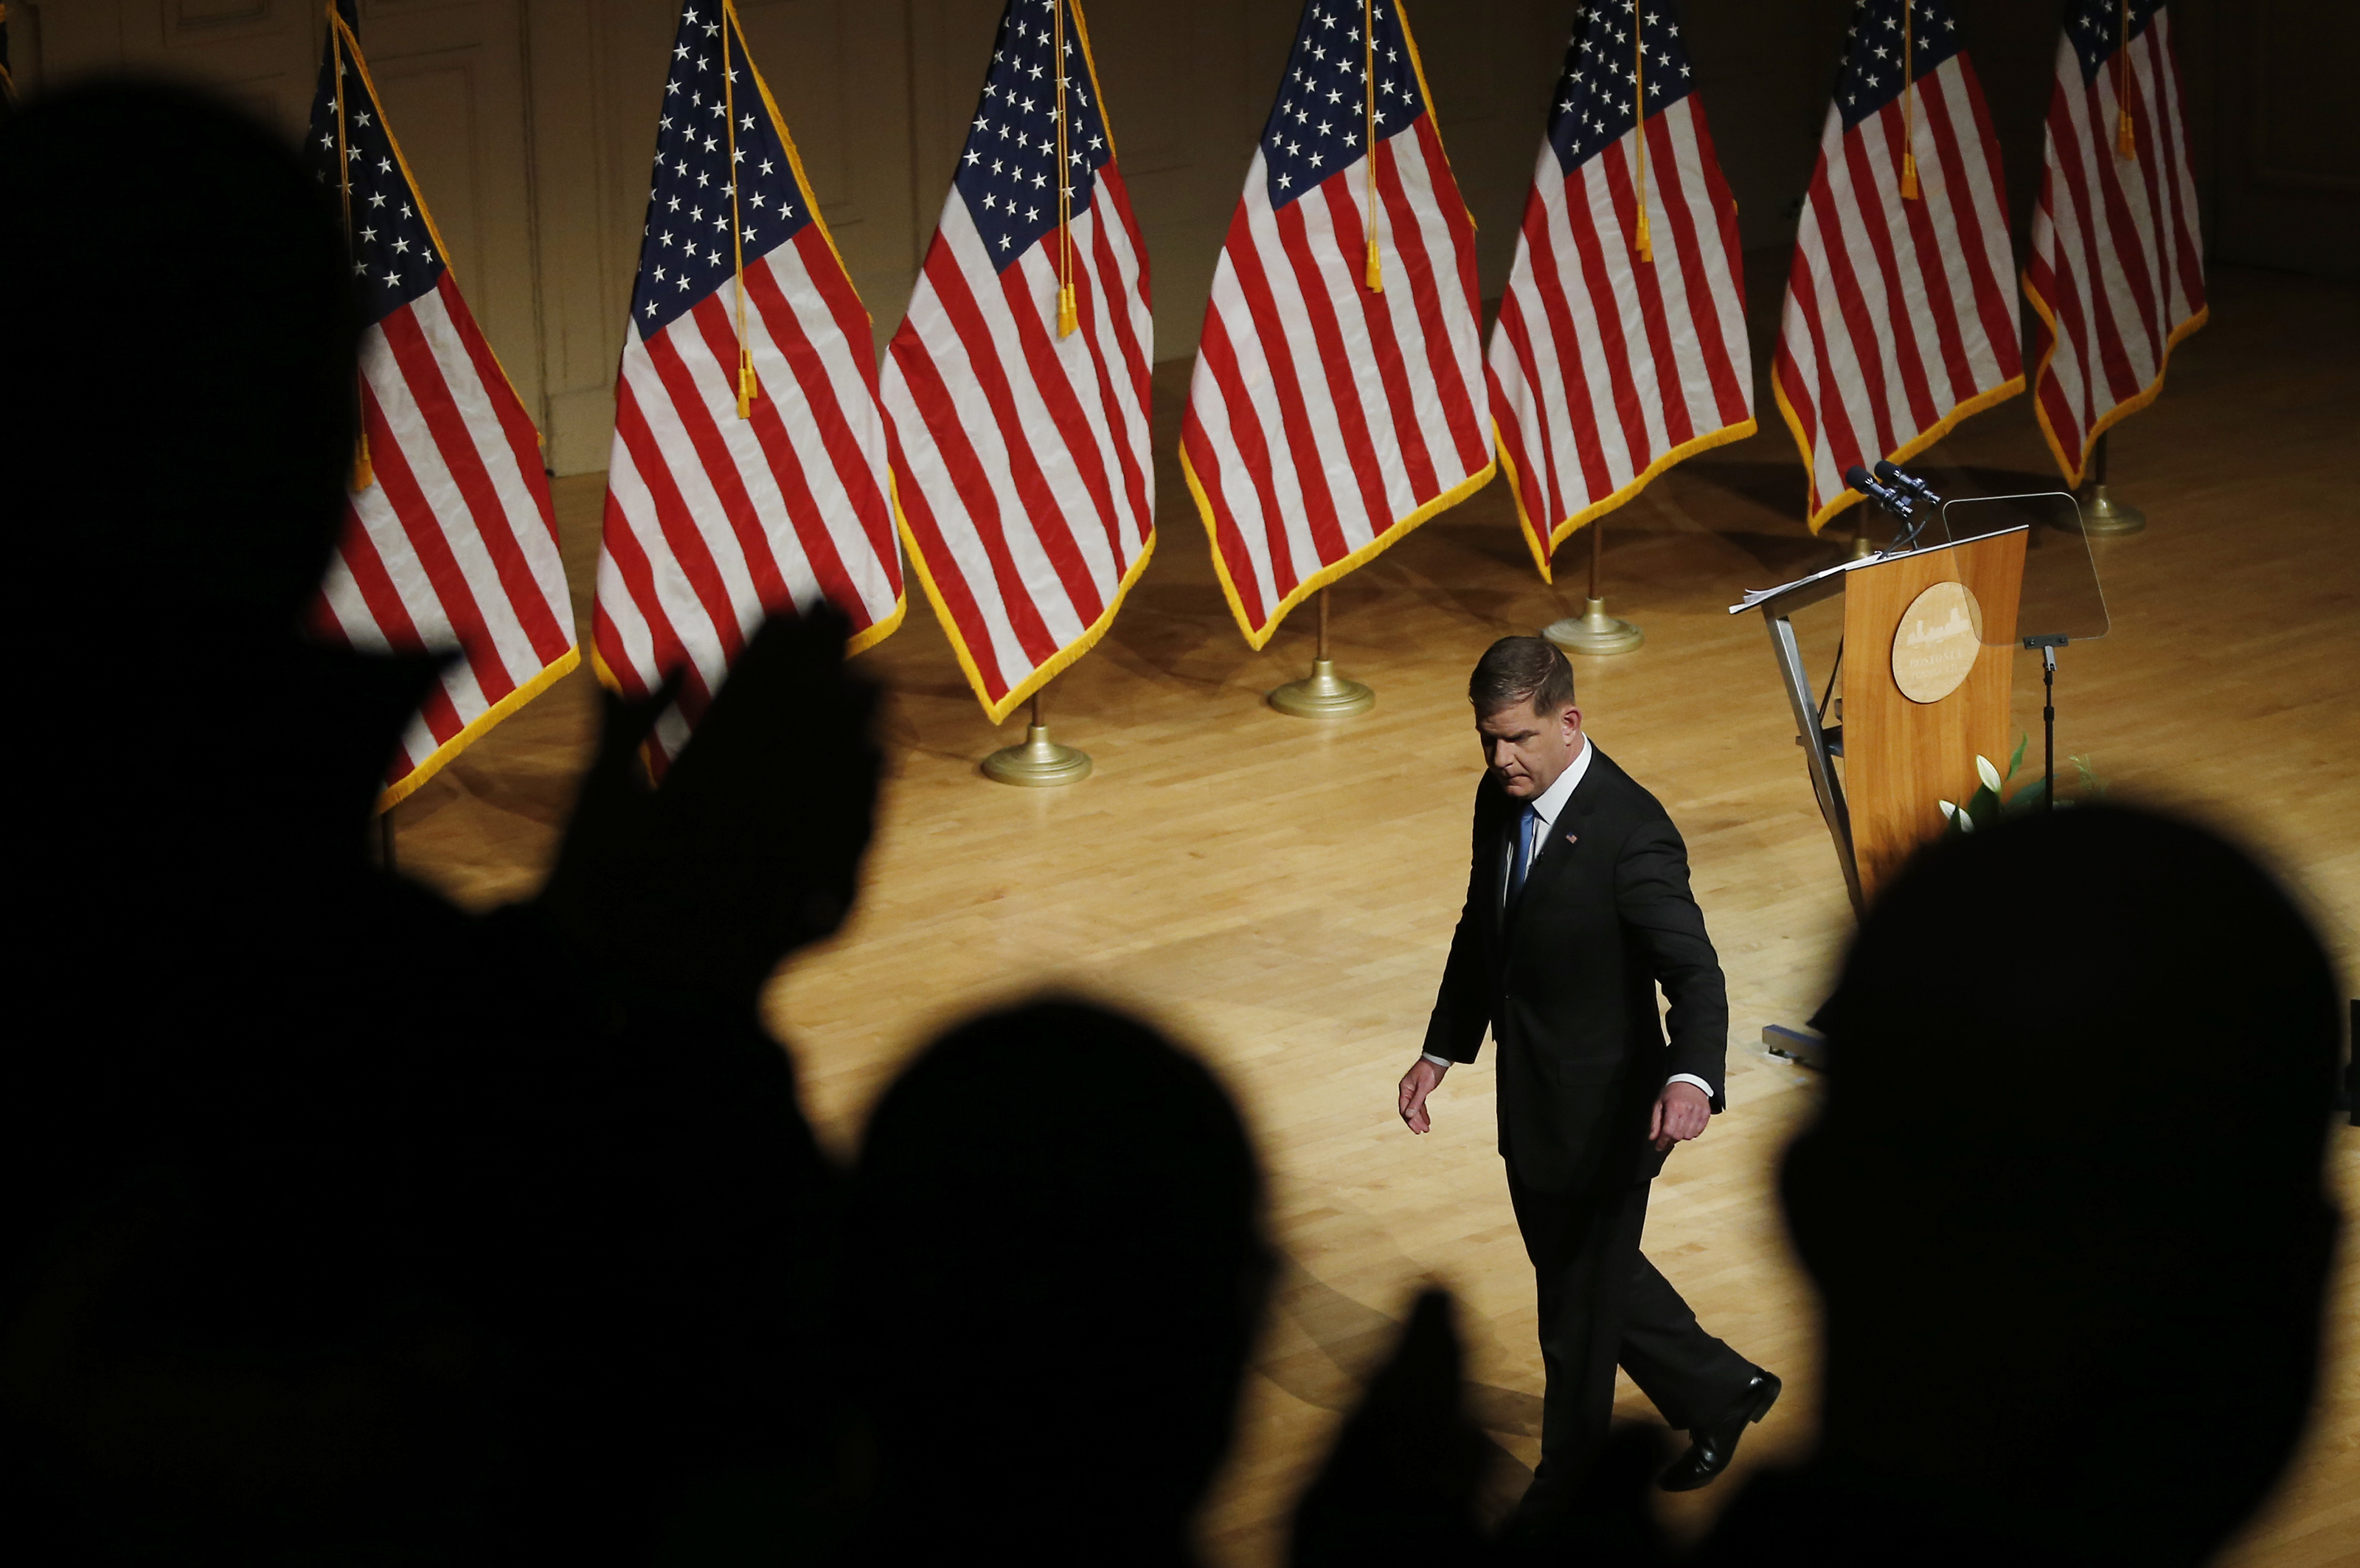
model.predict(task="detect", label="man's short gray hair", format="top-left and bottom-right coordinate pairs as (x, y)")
top-left (1469, 636), bottom-right (1576, 716)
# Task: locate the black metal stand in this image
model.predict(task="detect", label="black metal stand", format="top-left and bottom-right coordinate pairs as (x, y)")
top-left (2042, 648), bottom-right (2056, 809)
top-left (2025, 634), bottom-right (2066, 810)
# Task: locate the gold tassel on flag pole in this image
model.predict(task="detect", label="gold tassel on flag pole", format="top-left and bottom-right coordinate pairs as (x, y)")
top-left (328, 7), bottom-right (374, 490)
top-left (1362, 0), bottom-right (1382, 291)
top-left (1053, 0), bottom-right (1077, 336)
top-left (722, 0), bottom-right (758, 417)
top-left (2115, 0), bottom-right (2137, 158)
top-left (1631, 16), bottom-right (1653, 261)
top-left (1900, 1), bottom-right (1920, 199)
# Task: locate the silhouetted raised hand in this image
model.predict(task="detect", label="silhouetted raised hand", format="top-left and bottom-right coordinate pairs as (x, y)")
top-left (539, 604), bottom-right (880, 1015)
top-left (1290, 1289), bottom-right (1493, 1568)
top-left (1290, 1288), bottom-right (1670, 1568)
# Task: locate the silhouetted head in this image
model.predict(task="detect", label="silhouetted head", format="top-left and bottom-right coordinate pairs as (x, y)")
top-left (0, 80), bottom-right (355, 639)
top-left (841, 1000), bottom-right (1268, 1564)
top-left (1785, 805), bottom-right (2340, 1566)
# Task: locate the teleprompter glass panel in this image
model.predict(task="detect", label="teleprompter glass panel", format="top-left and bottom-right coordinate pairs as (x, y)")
top-left (1938, 493), bottom-right (2110, 645)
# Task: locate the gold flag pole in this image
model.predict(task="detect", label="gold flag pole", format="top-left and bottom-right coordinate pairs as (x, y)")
top-left (1362, 0), bottom-right (1383, 291)
top-left (1271, 9), bottom-right (1384, 717)
top-left (1544, 521), bottom-right (1645, 655)
top-left (2066, 12), bottom-right (2145, 538)
top-left (983, 684), bottom-right (1094, 785)
top-left (2115, 0), bottom-right (2137, 158)
top-left (1900, 1), bottom-right (1920, 198)
top-left (2062, 430), bottom-right (2147, 535)
top-left (1268, 587), bottom-right (1375, 718)
top-left (1547, 13), bottom-right (1650, 656)
top-left (330, 4), bottom-right (389, 840)
top-left (1631, 15), bottom-right (1653, 261)
top-left (329, 7), bottom-right (373, 490)
top-left (723, 0), bottom-right (758, 418)
top-left (982, 1), bottom-right (1092, 783)
top-left (1053, 0), bottom-right (1078, 336)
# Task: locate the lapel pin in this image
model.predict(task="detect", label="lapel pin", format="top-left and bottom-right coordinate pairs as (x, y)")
top-left (1564, 833), bottom-right (1579, 847)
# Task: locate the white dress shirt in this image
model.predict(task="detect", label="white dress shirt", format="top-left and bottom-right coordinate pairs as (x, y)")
top-left (1421, 738), bottom-right (1718, 1105)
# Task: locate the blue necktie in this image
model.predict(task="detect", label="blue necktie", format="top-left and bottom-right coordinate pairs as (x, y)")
top-left (1509, 804), bottom-right (1539, 902)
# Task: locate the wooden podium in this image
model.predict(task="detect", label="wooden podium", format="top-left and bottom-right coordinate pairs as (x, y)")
top-left (1737, 527), bottom-right (2027, 916)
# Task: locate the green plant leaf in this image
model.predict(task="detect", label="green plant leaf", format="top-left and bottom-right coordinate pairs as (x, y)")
top-left (2007, 730), bottom-right (2028, 782)
top-left (2009, 774), bottom-right (2051, 815)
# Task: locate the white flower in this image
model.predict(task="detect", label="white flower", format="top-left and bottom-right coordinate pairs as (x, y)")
top-left (1976, 754), bottom-right (2003, 793)
top-left (1939, 799), bottom-right (1960, 823)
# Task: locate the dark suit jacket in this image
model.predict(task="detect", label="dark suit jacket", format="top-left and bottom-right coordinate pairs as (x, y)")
top-left (1422, 746), bottom-right (1729, 1196)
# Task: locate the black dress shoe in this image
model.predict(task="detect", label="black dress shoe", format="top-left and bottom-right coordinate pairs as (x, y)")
top-left (1657, 1370), bottom-right (1780, 1492)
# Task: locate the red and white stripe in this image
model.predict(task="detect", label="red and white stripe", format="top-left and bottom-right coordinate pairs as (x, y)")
top-left (1487, 98), bottom-right (1752, 579)
top-left (1184, 134), bottom-right (1491, 648)
top-left (1774, 52), bottom-right (2024, 532)
top-left (879, 176), bottom-right (1154, 725)
top-left (595, 225), bottom-right (906, 766)
top-left (311, 271), bottom-right (577, 805)
top-left (2024, 9), bottom-right (2205, 487)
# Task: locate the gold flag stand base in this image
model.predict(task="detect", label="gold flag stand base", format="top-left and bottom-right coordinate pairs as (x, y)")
top-left (1268, 589), bottom-right (1373, 718)
top-left (1269, 656), bottom-right (1375, 718)
top-left (1543, 527), bottom-right (1643, 656)
top-left (2064, 482), bottom-right (2146, 537)
top-left (2061, 431), bottom-right (2146, 537)
top-left (1544, 596), bottom-right (1645, 656)
top-left (983, 693), bottom-right (1092, 787)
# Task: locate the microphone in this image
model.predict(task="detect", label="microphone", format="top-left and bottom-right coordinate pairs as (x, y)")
top-left (1874, 459), bottom-right (1943, 506)
top-left (1844, 464), bottom-right (1914, 521)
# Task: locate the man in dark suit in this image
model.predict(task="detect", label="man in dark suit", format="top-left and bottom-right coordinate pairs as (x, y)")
top-left (1398, 636), bottom-right (1777, 1511)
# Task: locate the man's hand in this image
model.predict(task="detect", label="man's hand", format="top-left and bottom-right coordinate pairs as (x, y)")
top-left (1648, 1080), bottom-right (1711, 1152)
top-left (1398, 1058), bottom-right (1449, 1134)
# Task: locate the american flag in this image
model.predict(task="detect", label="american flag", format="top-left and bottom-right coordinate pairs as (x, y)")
top-left (595, 1), bottom-right (905, 769)
top-left (302, 11), bottom-right (577, 807)
top-left (1182, 0), bottom-right (1492, 650)
top-left (1773, 0), bottom-right (2024, 533)
top-left (1486, 0), bottom-right (1753, 580)
top-left (2024, 0), bottom-right (2204, 488)
top-left (878, 0), bottom-right (1153, 724)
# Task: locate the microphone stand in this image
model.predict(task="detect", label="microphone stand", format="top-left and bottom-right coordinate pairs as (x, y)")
top-left (2024, 634), bottom-right (2066, 810)
top-left (1844, 464), bottom-right (1930, 549)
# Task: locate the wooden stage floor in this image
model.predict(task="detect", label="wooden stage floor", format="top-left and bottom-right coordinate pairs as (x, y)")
top-left (392, 266), bottom-right (2359, 1564)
